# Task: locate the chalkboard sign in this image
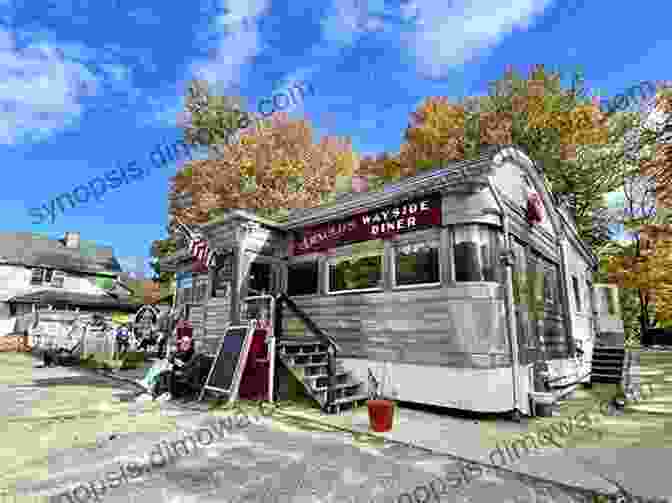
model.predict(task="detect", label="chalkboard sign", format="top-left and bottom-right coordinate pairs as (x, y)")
top-left (200, 324), bottom-right (254, 401)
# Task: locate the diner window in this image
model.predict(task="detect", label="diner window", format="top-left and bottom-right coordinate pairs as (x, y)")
top-left (328, 242), bottom-right (384, 293)
top-left (288, 261), bottom-right (319, 296)
top-left (511, 240), bottom-right (527, 305)
top-left (394, 240), bottom-right (440, 287)
top-left (572, 276), bottom-right (582, 312)
top-left (453, 225), bottom-right (503, 282)
top-left (30, 268), bottom-right (44, 285)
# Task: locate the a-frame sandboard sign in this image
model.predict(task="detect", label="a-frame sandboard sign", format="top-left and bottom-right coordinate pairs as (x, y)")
top-left (198, 323), bottom-right (255, 404)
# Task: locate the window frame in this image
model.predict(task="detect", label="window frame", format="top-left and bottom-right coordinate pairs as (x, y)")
top-left (391, 231), bottom-right (441, 290)
top-left (325, 241), bottom-right (385, 295)
top-left (452, 224), bottom-right (504, 284)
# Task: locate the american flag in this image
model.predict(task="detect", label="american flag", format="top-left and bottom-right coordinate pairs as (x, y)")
top-left (174, 217), bottom-right (217, 269)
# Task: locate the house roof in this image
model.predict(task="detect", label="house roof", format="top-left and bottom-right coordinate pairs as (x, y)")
top-left (8, 290), bottom-right (140, 310)
top-left (0, 233), bottom-right (122, 274)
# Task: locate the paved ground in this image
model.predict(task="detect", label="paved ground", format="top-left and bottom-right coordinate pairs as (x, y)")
top-left (0, 353), bottom-right (604, 503)
top-left (2, 351), bottom-right (668, 502)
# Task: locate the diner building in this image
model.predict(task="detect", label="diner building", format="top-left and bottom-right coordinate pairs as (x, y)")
top-left (160, 145), bottom-right (624, 416)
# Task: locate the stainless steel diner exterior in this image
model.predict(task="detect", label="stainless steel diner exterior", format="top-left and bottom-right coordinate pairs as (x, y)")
top-left (159, 145), bottom-right (625, 417)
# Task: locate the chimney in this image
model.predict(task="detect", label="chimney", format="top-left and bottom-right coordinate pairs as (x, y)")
top-left (64, 232), bottom-right (80, 249)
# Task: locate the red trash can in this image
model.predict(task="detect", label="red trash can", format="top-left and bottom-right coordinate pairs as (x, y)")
top-left (367, 399), bottom-right (395, 432)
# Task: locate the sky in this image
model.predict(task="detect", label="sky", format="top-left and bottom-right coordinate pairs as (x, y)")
top-left (0, 0), bottom-right (670, 277)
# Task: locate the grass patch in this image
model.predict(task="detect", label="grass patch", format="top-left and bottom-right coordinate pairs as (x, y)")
top-left (0, 352), bottom-right (175, 496)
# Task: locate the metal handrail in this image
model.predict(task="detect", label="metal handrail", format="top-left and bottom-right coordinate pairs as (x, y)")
top-left (275, 292), bottom-right (341, 352)
top-left (274, 292), bottom-right (340, 411)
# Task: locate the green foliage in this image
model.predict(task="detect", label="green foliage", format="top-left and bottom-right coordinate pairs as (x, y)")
top-left (183, 79), bottom-right (248, 147)
top-left (149, 234), bottom-right (177, 283)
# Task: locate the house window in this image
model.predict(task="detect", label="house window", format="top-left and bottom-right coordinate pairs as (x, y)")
top-left (394, 239), bottom-right (440, 287)
top-left (328, 241), bottom-right (384, 293)
top-left (572, 276), bottom-right (582, 313)
top-left (453, 225), bottom-right (503, 282)
top-left (288, 261), bottom-right (319, 296)
top-left (30, 268), bottom-right (44, 285)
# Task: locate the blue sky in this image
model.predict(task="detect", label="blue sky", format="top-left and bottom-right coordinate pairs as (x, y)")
top-left (0, 0), bottom-right (670, 276)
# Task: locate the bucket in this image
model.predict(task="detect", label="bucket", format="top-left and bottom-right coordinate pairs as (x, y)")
top-left (367, 399), bottom-right (394, 432)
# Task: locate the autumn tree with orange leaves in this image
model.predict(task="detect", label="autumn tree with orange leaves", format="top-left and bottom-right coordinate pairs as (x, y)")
top-left (169, 111), bottom-right (358, 226)
top-left (601, 88), bottom-right (672, 336)
top-left (358, 65), bottom-right (631, 250)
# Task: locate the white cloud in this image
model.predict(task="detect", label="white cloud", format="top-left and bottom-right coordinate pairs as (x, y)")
top-left (190, 21), bottom-right (263, 94)
top-left (145, 0), bottom-right (271, 127)
top-left (0, 26), bottom-right (158, 143)
top-left (0, 31), bottom-right (87, 144)
top-left (398, 0), bottom-right (552, 79)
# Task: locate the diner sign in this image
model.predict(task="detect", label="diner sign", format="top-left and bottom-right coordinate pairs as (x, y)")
top-left (291, 193), bottom-right (442, 256)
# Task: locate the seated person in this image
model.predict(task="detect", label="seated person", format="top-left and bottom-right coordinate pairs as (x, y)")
top-left (172, 353), bottom-right (213, 395)
top-left (137, 331), bottom-right (157, 352)
top-left (115, 324), bottom-right (131, 356)
top-left (152, 331), bottom-right (194, 399)
top-left (42, 335), bottom-right (81, 367)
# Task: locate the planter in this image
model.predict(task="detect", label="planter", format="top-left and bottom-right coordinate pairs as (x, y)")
top-left (367, 399), bottom-right (395, 432)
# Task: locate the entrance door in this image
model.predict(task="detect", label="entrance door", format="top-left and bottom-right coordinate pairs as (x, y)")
top-left (247, 261), bottom-right (274, 295)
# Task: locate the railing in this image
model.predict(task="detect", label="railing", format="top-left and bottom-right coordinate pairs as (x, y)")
top-left (274, 292), bottom-right (340, 412)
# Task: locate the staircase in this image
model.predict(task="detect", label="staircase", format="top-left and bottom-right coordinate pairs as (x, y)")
top-left (591, 346), bottom-right (626, 384)
top-left (276, 336), bottom-right (368, 414)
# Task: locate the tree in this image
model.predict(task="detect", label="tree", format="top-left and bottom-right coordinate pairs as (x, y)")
top-left (638, 86), bottom-right (672, 207)
top-left (149, 234), bottom-right (177, 283)
top-left (182, 79), bottom-right (249, 149)
top-left (601, 174), bottom-right (672, 337)
top-left (357, 65), bottom-right (631, 250)
top-left (170, 111), bottom-right (359, 225)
